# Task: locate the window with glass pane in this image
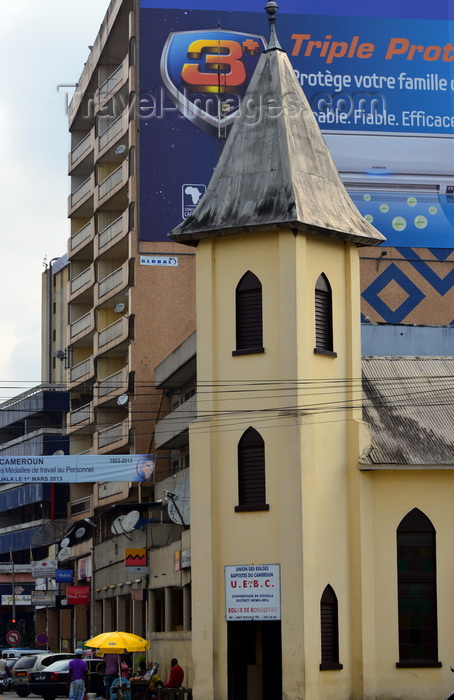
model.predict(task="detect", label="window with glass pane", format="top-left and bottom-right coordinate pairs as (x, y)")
top-left (396, 508), bottom-right (440, 667)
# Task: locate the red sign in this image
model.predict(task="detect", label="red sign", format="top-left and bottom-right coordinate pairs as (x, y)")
top-left (6, 630), bottom-right (20, 645)
top-left (66, 586), bottom-right (90, 605)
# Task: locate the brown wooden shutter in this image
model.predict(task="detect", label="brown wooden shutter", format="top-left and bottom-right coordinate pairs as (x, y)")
top-left (236, 272), bottom-right (263, 352)
top-left (236, 428), bottom-right (268, 511)
top-left (315, 274), bottom-right (333, 352)
top-left (320, 585), bottom-right (342, 670)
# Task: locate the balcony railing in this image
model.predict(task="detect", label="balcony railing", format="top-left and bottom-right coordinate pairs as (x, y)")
top-left (70, 312), bottom-right (91, 339)
top-left (98, 420), bottom-right (127, 448)
top-left (70, 267), bottom-right (93, 295)
top-left (99, 214), bottom-right (125, 250)
top-left (71, 132), bottom-right (92, 164)
top-left (71, 221), bottom-right (92, 251)
top-left (98, 318), bottom-right (127, 348)
top-left (98, 265), bottom-right (124, 298)
top-left (98, 370), bottom-right (125, 397)
top-left (70, 403), bottom-right (91, 426)
top-left (99, 64), bottom-right (124, 101)
top-left (71, 177), bottom-right (92, 207)
top-left (99, 115), bottom-right (126, 150)
top-left (98, 165), bottom-right (124, 200)
top-left (70, 358), bottom-right (92, 383)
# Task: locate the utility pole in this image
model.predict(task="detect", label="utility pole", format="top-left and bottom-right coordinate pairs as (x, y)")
top-left (11, 550), bottom-right (16, 625)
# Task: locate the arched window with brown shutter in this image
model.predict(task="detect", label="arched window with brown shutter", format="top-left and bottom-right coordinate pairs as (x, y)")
top-left (314, 273), bottom-right (336, 357)
top-left (233, 271), bottom-right (264, 356)
top-left (320, 585), bottom-right (342, 670)
top-left (235, 427), bottom-right (269, 512)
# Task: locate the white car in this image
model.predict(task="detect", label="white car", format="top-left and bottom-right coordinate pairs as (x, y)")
top-left (11, 653), bottom-right (74, 697)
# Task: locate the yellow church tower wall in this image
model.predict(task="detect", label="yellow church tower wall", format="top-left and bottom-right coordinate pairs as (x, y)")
top-left (188, 229), bottom-right (368, 699)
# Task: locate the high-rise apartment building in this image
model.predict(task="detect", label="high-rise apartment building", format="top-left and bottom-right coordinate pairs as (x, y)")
top-left (64, 0), bottom-right (196, 649)
top-left (66, 0), bottom-right (196, 460)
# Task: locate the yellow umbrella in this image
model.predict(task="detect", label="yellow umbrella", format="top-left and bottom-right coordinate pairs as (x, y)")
top-left (85, 631), bottom-right (150, 653)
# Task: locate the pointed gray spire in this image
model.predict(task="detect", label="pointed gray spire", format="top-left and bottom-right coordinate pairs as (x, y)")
top-left (264, 1), bottom-right (283, 52)
top-left (168, 4), bottom-right (385, 248)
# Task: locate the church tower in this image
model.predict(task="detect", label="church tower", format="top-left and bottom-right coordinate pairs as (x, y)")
top-left (169, 3), bottom-right (384, 699)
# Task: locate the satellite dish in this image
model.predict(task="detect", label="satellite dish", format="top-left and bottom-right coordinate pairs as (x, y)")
top-left (115, 303), bottom-right (126, 314)
top-left (121, 510), bottom-right (140, 532)
top-left (117, 394), bottom-right (128, 406)
top-left (64, 518), bottom-right (94, 546)
top-left (54, 350), bottom-right (66, 361)
top-left (115, 144), bottom-right (126, 156)
top-left (111, 516), bottom-right (125, 535)
top-left (58, 547), bottom-right (71, 562)
top-left (166, 476), bottom-right (190, 526)
top-left (31, 519), bottom-right (73, 547)
top-left (74, 526), bottom-right (87, 540)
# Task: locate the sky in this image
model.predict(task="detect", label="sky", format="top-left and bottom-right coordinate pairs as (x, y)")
top-left (0, 1), bottom-right (109, 402)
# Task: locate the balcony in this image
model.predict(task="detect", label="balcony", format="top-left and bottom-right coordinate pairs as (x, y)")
top-left (70, 357), bottom-right (94, 385)
top-left (98, 161), bottom-right (128, 203)
top-left (96, 211), bottom-right (128, 255)
top-left (95, 367), bottom-right (129, 407)
top-left (96, 419), bottom-right (129, 451)
top-left (71, 132), bottom-right (92, 163)
top-left (70, 219), bottom-right (95, 254)
top-left (95, 316), bottom-right (129, 356)
top-left (70, 128), bottom-right (94, 173)
top-left (69, 264), bottom-right (95, 303)
top-left (97, 318), bottom-right (127, 347)
top-left (69, 173), bottom-right (94, 215)
top-left (98, 114), bottom-right (128, 152)
top-left (71, 267), bottom-right (92, 294)
top-left (95, 260), bottom-right (129, 306)
top-left (154, 394), bottom-right (197, 450)
top-left (68, 402), bottom-right (93, 431)
top-left (98, 63), bottom-right (125, 102)
top-left (72, 178), bottom-right (91, 205)
top-left (99, 265), bottom-right (127, 299)
top-left (69, 310), bottom-right (95, 344)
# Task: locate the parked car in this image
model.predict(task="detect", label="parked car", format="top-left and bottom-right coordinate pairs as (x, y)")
top-left (2, 650), bottom-right (48, 660)
top-left (29, 657), bottom-right (106, 700)
top-left (12, 653), bottom-right (74, 697)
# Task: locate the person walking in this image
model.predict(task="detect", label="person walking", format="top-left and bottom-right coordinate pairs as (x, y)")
top-left (67, 649), bottom-right (88, 700)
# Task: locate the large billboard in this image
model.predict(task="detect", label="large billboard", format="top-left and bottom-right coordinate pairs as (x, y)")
top-left (0, 454), bottom-right (156, 483)
top-left (139, 0), bottom-right (454, 247)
